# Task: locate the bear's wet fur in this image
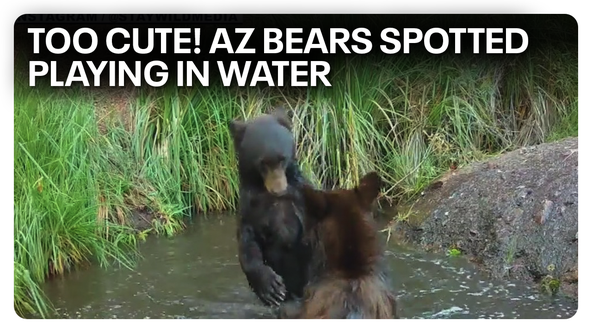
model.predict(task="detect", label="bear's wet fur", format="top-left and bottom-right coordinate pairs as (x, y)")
top-left (278, 171), bottom-right (398, 319)
top-left (229, 107), bottom-right (312, 307)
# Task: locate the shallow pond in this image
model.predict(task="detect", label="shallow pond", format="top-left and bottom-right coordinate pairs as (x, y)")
top-left (42, 212), bottom-right (577, 319)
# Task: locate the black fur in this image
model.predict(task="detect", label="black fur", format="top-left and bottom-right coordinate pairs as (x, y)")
top-left (229, 108), bottom-right (313, 307)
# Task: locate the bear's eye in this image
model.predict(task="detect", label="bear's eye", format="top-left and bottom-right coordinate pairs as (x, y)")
top-left (261, 156), bottom-right (285, 168)
top-left (257, 158), bottom-right (269, 174)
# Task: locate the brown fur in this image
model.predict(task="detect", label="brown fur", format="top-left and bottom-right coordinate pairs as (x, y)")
top-left (261, 156), bottom-right (289, 194)
top-left (279, 172), bottom-right (398, 319)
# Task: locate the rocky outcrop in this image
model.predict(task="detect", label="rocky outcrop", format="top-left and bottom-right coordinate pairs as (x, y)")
top-left (396, 137), bottom-right (578, 299)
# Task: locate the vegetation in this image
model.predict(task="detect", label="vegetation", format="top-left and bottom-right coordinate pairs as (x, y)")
top-left (540, 271), bottom-right (561, 297)
top-left (14, 44), bottom-right (577, 317)
top-left (447, 248), bottom-right (462, 258)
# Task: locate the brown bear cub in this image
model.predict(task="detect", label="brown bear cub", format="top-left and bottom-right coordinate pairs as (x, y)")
top-left (278, 171), bottom-right (398, 319)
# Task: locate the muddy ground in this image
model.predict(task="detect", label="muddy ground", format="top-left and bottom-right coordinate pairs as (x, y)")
top-left (393, 137), bottom-right (578, 299)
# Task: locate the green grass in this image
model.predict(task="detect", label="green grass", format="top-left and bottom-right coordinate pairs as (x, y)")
top-left (14, 82), bottom-right (141, 317)
top-left (14, 45), bottom-right (577, 317)
top-left (447, 248), bottom-right (462, 257)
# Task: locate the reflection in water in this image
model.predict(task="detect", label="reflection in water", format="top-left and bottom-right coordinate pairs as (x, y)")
top-left (42, 213), bottom-right (577, 319)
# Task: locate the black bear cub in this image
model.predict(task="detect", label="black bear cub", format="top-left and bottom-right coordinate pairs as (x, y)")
top-left (229, 107), bottom-right (312, 307)
top-left (279, 171), bottom-right (398, 319)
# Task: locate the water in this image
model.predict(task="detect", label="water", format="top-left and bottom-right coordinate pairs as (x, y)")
top-left (41, 213), bottom-right (577, 319)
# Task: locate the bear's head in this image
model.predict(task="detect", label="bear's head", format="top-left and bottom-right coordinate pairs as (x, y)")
top-left (300, 171), bottom-right (383, 275)
top-left (228, 106), bottom-right (296, 195)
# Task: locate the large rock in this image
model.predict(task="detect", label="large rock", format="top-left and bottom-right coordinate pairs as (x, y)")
top-left (397, 137), bottom-right (578, 299)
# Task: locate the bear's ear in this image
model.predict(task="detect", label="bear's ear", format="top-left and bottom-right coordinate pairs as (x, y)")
top-left (270, 106), bottom-right (293, 131)
top-left (228, 119), bottom-right (247, 147)
top-left (355, 171), bottom-right (382, 208)
top-left (301, 185), bottom-right (328, 221)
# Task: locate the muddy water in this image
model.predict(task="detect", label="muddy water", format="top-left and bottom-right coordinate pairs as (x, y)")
top-left (42, 213), bottom-right (577, 319)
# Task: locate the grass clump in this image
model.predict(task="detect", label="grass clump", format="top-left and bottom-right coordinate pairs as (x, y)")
top-left (14, 262), bottom-right (51, 318)
top-left (14, 81), bottom-right (139, 317)
top-left (447, 248), bottom-right (462, 257)
top-left (540, 275), bottom-right (561, 296)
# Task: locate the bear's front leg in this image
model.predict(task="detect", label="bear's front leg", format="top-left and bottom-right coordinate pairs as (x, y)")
top-left (237, 222), bottom-right (287, 306)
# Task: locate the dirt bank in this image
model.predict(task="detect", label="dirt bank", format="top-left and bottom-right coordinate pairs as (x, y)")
top-left (394, 137), bottom-right (578, 299)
